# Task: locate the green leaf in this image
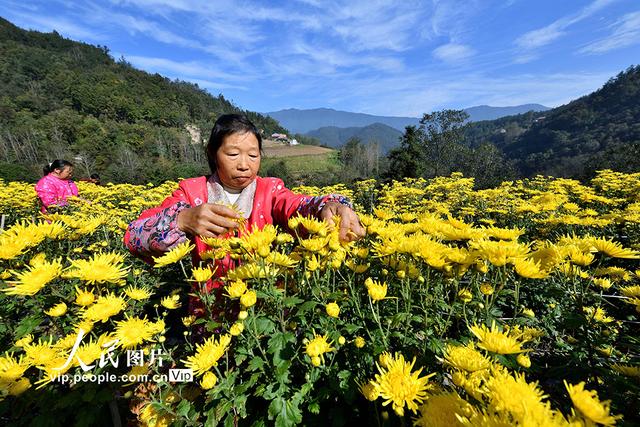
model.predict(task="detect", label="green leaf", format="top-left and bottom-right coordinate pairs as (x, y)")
top-left (296, 301), bottom-right (317, 315)
top-left (282, 296), bottom-right (304, 307)
top-left (248, 356), bottom-right (265, 372)
top-left (176, 399), bottom-right (191, 418)
top-left (254, 317), bottom-right (277, 335)
top-left (14, 315), bottom-right (43, 337)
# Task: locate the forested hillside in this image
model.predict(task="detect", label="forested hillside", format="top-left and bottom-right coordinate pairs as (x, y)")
top-left (463, 66), bottom-right (640, 178)
top-left (0, 18), bottom-right (286, 183)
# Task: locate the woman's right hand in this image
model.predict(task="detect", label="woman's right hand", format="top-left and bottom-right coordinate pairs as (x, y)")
top-left (177, 203), bottom-right (240, 238)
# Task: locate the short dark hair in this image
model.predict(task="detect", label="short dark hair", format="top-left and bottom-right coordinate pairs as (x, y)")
top-left (206, 114), bottom-right (262, 173)
top-left (43, 159), bottom-right (73, 176)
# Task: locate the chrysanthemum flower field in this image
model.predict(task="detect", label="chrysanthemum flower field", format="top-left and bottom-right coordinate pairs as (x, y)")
top-left (0, 171), bottom-right (639, 426)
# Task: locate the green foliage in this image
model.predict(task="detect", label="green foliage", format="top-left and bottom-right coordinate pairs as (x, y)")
top-left (0, 17), bottom-right (288, 184)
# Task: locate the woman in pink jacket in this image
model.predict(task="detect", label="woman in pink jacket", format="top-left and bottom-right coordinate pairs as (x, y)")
top-left (125, 114), bottom-right (365, 315)
top-left (35, 159), bottom-right (79, 213)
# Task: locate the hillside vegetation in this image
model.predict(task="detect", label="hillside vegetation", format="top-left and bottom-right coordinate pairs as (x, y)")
top-left (0, 18), bottom-right (286, 183)
top-left (464, 66), bottom-right (640, 178)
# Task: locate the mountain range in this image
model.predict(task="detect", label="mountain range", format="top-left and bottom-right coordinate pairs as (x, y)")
top-left (266, 104), bottom-right (549, 151)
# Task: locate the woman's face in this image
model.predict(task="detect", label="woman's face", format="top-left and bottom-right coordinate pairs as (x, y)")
top-left (215, 131), bottom-right (261, 190)
top-left (55, 166), bottom-right (73, 180)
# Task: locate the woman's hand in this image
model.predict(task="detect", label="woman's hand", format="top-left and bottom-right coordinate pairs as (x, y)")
top-left (319, 202), bottom-right (366, 242)
top-left (177, 203), bottom-right (240, 238)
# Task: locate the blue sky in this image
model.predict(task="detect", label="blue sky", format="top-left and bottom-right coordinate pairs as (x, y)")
top-left (2, 0), bottom-right (639, 117)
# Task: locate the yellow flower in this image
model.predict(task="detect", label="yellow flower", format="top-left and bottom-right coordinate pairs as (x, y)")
top-left (413, 392), bottom-right (476, 427)
top-left (45, 302), bottom-right (68, 317)
top-left (442, 343), bottom-right (491, 372)
top-left (583, 306), bottom-right (615, 324)
top-left (592, 277), bottom-right (613, 290)
top-left (182, 315), bottom-right (196, 327)
top-left (513, 258), bottom-right (549, 279)
top-left (229, 322), bottom-right (244, 336)
top-left (469, 321), bottom-right (528, 354)
top-left (201, 371), bottom-right (218, 390)
top-left (565, 381), bottom-right (622, 425)
top-left (378, 351), bottom-right (394, 369)
top-left (191, 266), bottom-right (214, 283)
top-left (479, 282), bottom-right (494, 295)
top-left (153, 241), bottom-right (195, 267)
top-left (325, 302), bottom-right (340, 318)
top-left (457, 288), bottom-right (472, 303)
top-left (354, 336), bottom-right (366, 348)
top-left (237, 310), bottom-right (248, 320)
top-left (611, 363), bottom-right (640, 377)
top-left (591, 237), bottom-right (639, 259)
top-left (240, 290), bottom-right (257, 308)
top-left (14, 335), bottom-right (33, 348)
top-left (371, 352), bottom-right (435, 416)
top-left (123, 285), bottom-right (153, 301)
top-left (522, 308), bottom-right (535, 318)
top-left (359, 380), bottom-right (380, 401)
top-left (305, 333), bottom-right (334, 364)
top-left (8, 377), bottom-right (31, 396)
top-left (75, 287), bottom-right (95, 306)
top-left (2, 259), bottom-right (63, 296)
top-left (83, 293), bottom-right (126, 323)
top-left (114, 316), bottom-right (157, 348)
top-left (365, 277), bottom-right (388, 302)
top-left (183, 334), bottom-right (232, 376)
top-left (161, 295), bottom-right (181, 309)
top-left (0, 353), bottom-right (30, 382)
top-left (66, 252), bottom-right (128, 284)
top-left (485, 369), bottom-right (549, 422)
top-left (225, 280), bottom-right (247, 298)
top-left (517, 353), bottom-right (531, 368)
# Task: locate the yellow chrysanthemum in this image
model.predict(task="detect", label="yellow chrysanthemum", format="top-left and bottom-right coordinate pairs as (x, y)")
top-left (305, 333), bottom-right (335, 364)
top-left (44, 302), bottom-right (68, 317)
top-left (201, 371), bottom-right (218, 390)
top-left (371, 352), bottom-right (435, 416)
top-left (225, 280), bottom-right (247, 298)
top-left (365, 277), bottom-right (388, 302)
top-left (591, 237), bottom-right (639, 259)
top-left (414, 392), bottom-right (476, 427)
top-left (325, 302), bottom-right (340, 318)
top-left (583, 306), bottom-right (615, 324)
top-left (123, 285), bottom-right (153, 300)
top-left (83, 293), bottom-right (126, 323)
top-left (66, 252), bottom-right (128, 285)
top-left (0, 353), bottom-right (30, 383)
top-left (114, 316), bottom-right (157, 348)
top-left (182, 334), bottom-right (232, 376)
top-left (161, 295), bottom-right (181, 309)
top-left (240, 290), bottom-right (257, 308)
top-left (442, 343), bottom-right (491, 372)
top-left (565, 381), bottom-right (622, 425)
top-left (74, 287), bottom-right (95, 306)
top-left (611, 363), bottom-right (640, 377)
top-left (1, 259), bottom-right (63, 296)
top-left (469, 321), bottom-right (528, 354)
top-left (513, 258), bottom-right (549, 279)
top-left (359, 380), bottom-right (380, 401)
top-left (153, 241), bottom-right (195, 268)
top-left (191, 266), bottom-right (214, 283)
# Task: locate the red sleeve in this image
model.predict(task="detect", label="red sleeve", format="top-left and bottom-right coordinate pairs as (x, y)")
top-left (123, 183), bottom-right (190, 250)
top-left (270, 178), bottom-right (307, 227)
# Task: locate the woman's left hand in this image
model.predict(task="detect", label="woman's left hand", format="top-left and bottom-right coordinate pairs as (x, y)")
top-left (319, 202), bottom-right (366, 242)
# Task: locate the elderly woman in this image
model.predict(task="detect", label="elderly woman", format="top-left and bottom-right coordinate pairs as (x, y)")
top-left (124, 114), bottom-right (365, 311)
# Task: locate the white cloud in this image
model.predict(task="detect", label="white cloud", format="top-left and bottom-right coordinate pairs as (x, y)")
top-left (579, 11), bottom-right (640, 54)
top-left (515, 0), bottom-right (618, 49)
top-left (433, 43), bottom-right (474, 63)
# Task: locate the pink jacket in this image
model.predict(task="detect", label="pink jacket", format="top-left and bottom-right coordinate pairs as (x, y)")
top-left (124, 176), bottom-right (351, 316)
top-left (34, 174), bottom-right (79, 213)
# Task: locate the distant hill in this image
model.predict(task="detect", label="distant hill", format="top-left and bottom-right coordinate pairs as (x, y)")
top-left (463, 65), bottom-right (640, 178)
top-left (266, 104), bottom-right (550, 134)
top-left (0, 17), bottom-right (286, 183)
top-left (306, 123), bottom-right (403, 153)
top-left (267, 108), bottom-right (418, 134)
